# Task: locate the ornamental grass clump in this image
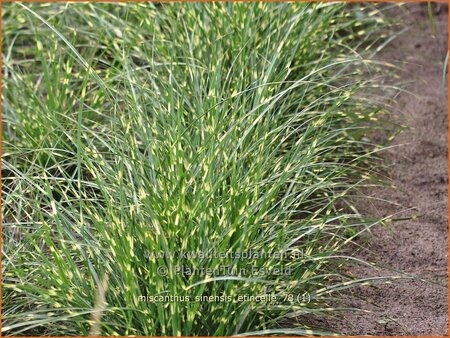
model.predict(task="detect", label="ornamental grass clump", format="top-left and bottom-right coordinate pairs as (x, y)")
top-left (2, 2), bottom-right (397, 335)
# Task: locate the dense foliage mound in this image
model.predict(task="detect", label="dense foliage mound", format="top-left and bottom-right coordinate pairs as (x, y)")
top-left (2, 2), bottom-right (395, 335)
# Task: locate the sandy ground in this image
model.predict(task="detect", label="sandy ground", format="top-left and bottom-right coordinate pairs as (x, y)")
top-left (314, 3), bottom-right (448, 336)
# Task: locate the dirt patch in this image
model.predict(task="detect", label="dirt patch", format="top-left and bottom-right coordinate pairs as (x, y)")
top-left (317, 3), bottom-right (448, 336)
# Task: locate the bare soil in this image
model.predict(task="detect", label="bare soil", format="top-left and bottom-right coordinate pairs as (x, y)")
top-left (316, 3), bottom-right (448, 336)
